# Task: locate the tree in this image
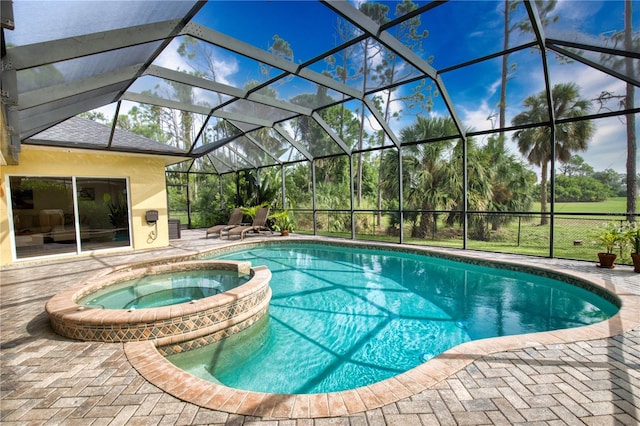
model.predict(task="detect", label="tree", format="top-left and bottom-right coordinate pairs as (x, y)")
top-left (169, 80), bottom-right (195, 153)
top-left (236, 169), bottom-right (279, 208)
top-left (117, 104), bottom-right (167, 142)
top-left (117, 81), bottom-right (197, 173)
top-left (177, 36), bottom-right (229, 108)
top-left (371, 0), bottom-right (433, 224)
top-left (597, 0), bottom-right (638, 219)
top-left (394, 117), bottom-right (460, 238)
top-left (559, 154), bottom-right (594, 177)
top-left (380, 116), bottom-right (502, 240)
top-left (79, 111), bottom-right (108, 124)
top-left (623, 0), bottom-right (637, 219)
top-left (445, 138), bottom-right (494, 240)
top-left (325, 1), bottom-right (432, 217)
top-left (481, 134), bottom-right (536, 232)
top-left (554, 175), bottom-right (610, 202)
top-left (260, 35), bottom-right (294, 81)
top-left (512, 83), bottom-right (595, 225)
top-left (592, 169), bottom-right (626, 197)
top-left (353, 2), bottom-right (390, 208)
top-left (174, 34), bottom-right (297, 215)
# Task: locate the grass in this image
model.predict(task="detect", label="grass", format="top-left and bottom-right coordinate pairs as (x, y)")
top-left (317, 200), bottom-right (634, 264)
top-left (534, 197), bottom-right (630, 214)
top-left (190, 197), bottom-right (638, 265)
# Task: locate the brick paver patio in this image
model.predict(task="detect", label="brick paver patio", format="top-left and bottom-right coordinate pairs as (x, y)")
top-left (1, 230), bottom-right (638, 425)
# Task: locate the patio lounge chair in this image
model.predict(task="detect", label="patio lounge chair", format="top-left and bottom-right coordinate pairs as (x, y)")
top-left (225, 207), bottom-right (271, 240)
top-left (205, 207), bottom-right (244, 238)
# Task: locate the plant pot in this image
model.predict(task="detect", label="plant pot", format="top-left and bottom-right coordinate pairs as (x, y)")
top-left (280, 230), bottom-right (290, 237)
top-left (597, 252), bottom-right (617, 269)
top-left (631, 253), bottom-right (640, 273)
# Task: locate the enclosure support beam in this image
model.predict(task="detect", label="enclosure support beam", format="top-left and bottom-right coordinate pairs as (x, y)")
top-left (19, 65), bottom-right (143, 110)
top-left (9, 20), bottom-right (183, 70)
top-left (350, 155), bottom-right (355, 240)
top-left (186, 175), bottom-right (192, 229)
top-left (281, 164), bottom-right (286, 210)
top-left (462, 136), bottom-right (468, 250)
top-left (526, 1), bottom-right (555, 258)
top-left (312, 160), bottom-right (317, 236)
top-left (398, 146), bottom-right (404, 245)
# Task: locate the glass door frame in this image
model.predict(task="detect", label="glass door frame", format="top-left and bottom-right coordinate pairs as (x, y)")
top-left (7, 174), bottom-right (132, 262)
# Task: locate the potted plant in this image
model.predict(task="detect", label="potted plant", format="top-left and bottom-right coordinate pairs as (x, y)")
top-left (628, 222), bottom-right (640, 273)
top-left (271, 210), bottom-right (295, 236)
top-left (242, 202), bottom-right (269, 221)
top-left (595, 221), bottom-right (626, 268)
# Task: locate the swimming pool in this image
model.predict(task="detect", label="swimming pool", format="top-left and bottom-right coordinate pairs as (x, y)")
top-left (166, 242), bottom-right (619, 394)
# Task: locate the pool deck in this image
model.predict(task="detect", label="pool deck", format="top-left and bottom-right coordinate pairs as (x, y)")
top-left (1, 229), bottom-right (639, 425)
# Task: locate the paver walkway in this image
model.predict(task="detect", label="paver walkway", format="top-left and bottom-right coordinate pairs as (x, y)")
top-left (1, 230), bottom-right (639, 425)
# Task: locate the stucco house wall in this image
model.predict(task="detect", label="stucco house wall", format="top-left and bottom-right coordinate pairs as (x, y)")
top-left (1, 146), bottom-right (171, 266)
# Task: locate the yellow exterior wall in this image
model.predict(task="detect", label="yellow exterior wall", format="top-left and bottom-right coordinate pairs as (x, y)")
top-left (0, 146), bottom-right (170, 266)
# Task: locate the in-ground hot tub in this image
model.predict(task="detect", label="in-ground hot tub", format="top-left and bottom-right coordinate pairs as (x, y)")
top-left (45, 260), bottom-right (271, 344)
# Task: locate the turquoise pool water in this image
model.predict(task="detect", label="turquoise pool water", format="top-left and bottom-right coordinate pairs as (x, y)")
top-left (78, 270), bottom-right (251, 309)
top-left (166, 243), bottom-right (618, 394)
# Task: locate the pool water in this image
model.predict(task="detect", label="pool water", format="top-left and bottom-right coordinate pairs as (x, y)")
top-left (78, 270), bottom-right (251, 309)
top-left (166, 243), bottom-right (618, 394)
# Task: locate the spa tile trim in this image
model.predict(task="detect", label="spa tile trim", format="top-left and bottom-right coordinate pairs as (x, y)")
top-left (46, 261), bottom-right (271, 343)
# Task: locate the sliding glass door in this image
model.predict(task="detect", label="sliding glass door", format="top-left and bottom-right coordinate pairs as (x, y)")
top-left (76, 178), bottom-right (130, 252)
top-left (9, 176), bottom-right (130, 260)
top-left (10, 176), bottom-right (76, 258)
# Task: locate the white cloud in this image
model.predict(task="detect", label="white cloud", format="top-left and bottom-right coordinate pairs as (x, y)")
top-left (487, 77), bottom-right (501, 99)
top-left (548, 60), bottom-right (625, 106)
top-left (459, 99), bottom-right (495, 132)
top-left (154, 46), bottom-right (191, 74)
top-left (554, 0), bottom-right (602, 25)
top-left (546, 62), bottom-right (631, 173)
top-left (154, 41), bottom-right (239, 87)
top-left (456, 55), bottom-right (635, 174)
top-left (587, 116), bottom-right (636, 172)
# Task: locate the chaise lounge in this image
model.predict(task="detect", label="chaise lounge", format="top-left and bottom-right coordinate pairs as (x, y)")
top-left (225, 207), bottom-right (271, 240)
top-left (205, 207), bottom-right (244, 238)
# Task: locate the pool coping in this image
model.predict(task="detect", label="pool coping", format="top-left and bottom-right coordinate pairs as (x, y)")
top-left (123, 237), bottom-right (640, 419)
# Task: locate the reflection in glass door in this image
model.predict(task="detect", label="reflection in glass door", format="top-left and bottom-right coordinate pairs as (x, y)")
top-left (76, 178), bottom-right (131, 251)
top-left (10, 176), bottom-right (77, 259)
top-left (9, 176), bottom-right (131, 260)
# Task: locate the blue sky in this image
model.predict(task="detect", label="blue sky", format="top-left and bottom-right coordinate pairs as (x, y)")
top-left (162, 0), bottom-right (637, 175)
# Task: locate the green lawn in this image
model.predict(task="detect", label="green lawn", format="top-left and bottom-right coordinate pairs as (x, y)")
top-left (534, 197), bottom-right (630, 214)
top-left (190, 198), bottom-right (638, 265)
top-left (357, 199), bottom-right (635, 264)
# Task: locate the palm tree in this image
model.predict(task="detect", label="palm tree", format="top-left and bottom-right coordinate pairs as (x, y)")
top-left (445, 138), bottom-right (494, 240)
top-left (512, 83), bottom-right (594, 225)
top-left (483, 134), bottom-right (536, 232)
top-left (397, 117), bottom-right (460, 238)
top-left (597, 0), bottom-right (638, 219)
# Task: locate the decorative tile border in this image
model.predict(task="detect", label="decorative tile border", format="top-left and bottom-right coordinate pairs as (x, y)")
top-left (45, 260), bottom-right (272, 343)
top-left (158, 304), bottom-right (270, 356)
